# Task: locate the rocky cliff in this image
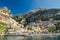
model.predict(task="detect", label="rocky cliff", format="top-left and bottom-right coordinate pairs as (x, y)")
top-left (0, 7), bottom-right (20, 35)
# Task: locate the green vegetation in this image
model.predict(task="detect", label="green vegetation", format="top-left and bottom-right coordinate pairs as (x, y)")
top-left (0, 23), bottom-right (7, 31)
top-left (48, 29), bottom-right (57, 33)
top-left (55, 22), bottom-right (60, 30)
top-left (26, 25), bottom-right (32, 30)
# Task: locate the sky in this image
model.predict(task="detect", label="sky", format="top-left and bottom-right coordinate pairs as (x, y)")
top-left (0, 0), bottom-right (60, 15)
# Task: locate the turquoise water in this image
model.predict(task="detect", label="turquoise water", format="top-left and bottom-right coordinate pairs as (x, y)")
top-left (0, 35), bottom-right (60, 40)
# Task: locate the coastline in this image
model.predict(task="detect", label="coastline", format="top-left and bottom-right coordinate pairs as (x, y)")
top-left (3, 33), bottom-right (60, 36)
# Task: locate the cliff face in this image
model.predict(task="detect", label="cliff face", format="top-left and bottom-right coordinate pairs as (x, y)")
top-left (0, 7), bottom-right (19, 35)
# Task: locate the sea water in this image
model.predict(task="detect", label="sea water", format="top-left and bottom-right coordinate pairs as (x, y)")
top-left (0, 34), bottom-right (60, 40)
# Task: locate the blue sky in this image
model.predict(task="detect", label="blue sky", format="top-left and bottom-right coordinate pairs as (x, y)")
top-left (0, 0), bottom-right (60, 15)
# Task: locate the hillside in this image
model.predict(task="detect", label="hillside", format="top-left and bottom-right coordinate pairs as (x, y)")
top-left (13, 8), bottom-right (60, 33)
top-left (13, 8), bottom-right (60, 25)
top-left (0, 7), bottom-right (60, 35)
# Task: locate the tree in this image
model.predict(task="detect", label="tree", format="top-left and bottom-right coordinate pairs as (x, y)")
top-left (0, 23), bottom-right (7, 35)
top-left (26, 25), bottom-right (32, 30)
top-left (55, 22), bottom-right (60, 30)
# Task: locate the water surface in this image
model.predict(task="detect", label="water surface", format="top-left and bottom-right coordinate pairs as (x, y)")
top-left (0, 34), bottom-right (60, 40)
